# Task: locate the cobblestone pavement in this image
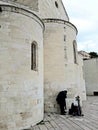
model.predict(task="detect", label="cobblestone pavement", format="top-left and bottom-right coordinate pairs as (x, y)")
top-left (24, 96), bottom-right (98, 130)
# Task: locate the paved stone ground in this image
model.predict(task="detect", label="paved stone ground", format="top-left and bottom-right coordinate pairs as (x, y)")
top-left (25, 96), bottom-right (98, 130)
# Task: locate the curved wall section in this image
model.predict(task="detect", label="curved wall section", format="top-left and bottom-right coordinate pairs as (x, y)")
top-left (0, 5), bottom-right (44, 130)
top-left (63, 20), bottom-right (86, 106)
top-left (43, 19), bottom-right (85, 112)
top-left (0, 0), bottom-right (69, 20)
top-left (43, 19), bottom-right (70, 112)
top-left (0, 0), bottom-right (39, 11)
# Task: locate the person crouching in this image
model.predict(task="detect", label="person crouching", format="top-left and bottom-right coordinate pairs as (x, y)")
top-left (56, 90), bottom-right (67, 115)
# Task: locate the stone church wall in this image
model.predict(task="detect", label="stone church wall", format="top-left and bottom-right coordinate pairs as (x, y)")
top-left (0, 0), bottom-right (69, 21)
top-left (43, 19), bottom-right (86, 112)
top-left (0, 0), bottom-right (39, 11)
top-left (64, 23), bottom-right (86, 106)
top-left (43, 19), bottom-right (84, 112)
top-left (43, 19), bottom-right (67, 112)
top-left (39, 0), bottom-right (69, 20)
top-left (0, 0), bottom-right (86, 129)
top-left (0, 5), bottom-right (44, 130)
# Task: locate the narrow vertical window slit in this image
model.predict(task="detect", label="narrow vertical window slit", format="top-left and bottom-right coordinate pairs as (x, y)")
top-left (31, 42), bottom-right (37, 71)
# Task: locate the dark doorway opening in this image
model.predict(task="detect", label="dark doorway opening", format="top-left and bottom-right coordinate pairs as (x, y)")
top-left (94, 91), bottom-right (98, 96)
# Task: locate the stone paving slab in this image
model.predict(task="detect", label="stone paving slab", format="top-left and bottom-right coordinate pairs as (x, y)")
top-left (23, 96), bottom-right (98, 130)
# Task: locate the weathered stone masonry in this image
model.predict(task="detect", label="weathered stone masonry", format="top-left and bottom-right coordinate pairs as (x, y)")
top-left (0, 4), bottom-right (44, 130)
top-left (0, 0), bottom-right (86, 129)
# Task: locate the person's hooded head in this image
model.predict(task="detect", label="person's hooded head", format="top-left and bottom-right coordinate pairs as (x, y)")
top-left (64, 90), bottom-right (67, 93)
top-left (64, 90), bottom-right (67, 98)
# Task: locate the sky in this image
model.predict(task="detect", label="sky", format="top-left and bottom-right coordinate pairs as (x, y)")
top-left (62, 0), bottom-right (98, 53)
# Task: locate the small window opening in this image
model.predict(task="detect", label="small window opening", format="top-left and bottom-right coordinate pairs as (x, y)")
top-left (0, 7), bottom-right (2, 12)
top-left (64, 27), bottom-right (66, 29)
top-left (64, 35), bottom-right (66, 41)
top-left (55, 1), bottom-right (58, 8)
top-left (73, 40), bottom-right (77, 64)
top-left (31, 42), bottom-right (37, 71)
top-left (64, 27), bottom-right (66, 32)
top-left (94, 92), bottom-right (98, 96)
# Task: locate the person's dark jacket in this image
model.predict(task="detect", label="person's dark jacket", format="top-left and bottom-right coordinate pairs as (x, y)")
top-left (56, 91), bottom-right (67, 105)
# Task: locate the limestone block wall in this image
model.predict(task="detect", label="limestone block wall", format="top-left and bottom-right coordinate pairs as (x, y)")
top-left (62, 22), bottom-right (86, 107)
top-left (44, 19), bottom-right (78, 112)
top-left (39, 0), bottom-right (69, 20)
top-left (0, 0), bottom-right (39, 11)
top-left (0, 0), bottom-right (69, 21)
top-left (43, 19), bottom-right (86, 112)
top-left (0, 5), bottom-right (44, 130)
top-left (43, 20), bottom-right (66, 112)
top-left (83, 58), bottom-right (98, 95)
